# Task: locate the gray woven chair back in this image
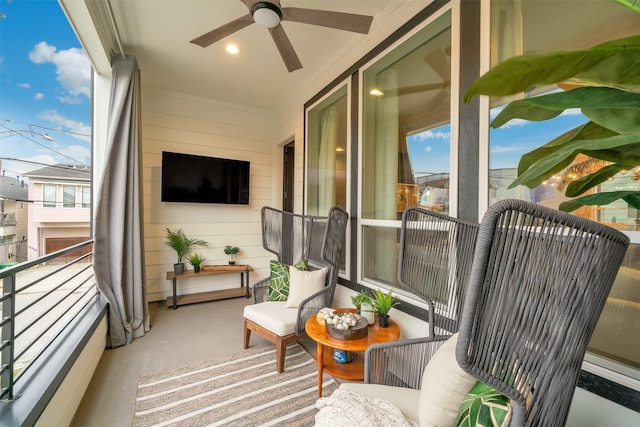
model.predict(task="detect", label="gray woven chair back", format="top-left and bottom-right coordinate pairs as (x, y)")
top-left (261, 205), bottom-right (348, 298)
top-left (398, 207), bottom-right (479, 337)
top-left (456, 199), bottom-right (630, 427)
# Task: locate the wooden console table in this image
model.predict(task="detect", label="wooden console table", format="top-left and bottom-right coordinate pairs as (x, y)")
top-left (166, 264), bottom-right (253, 310)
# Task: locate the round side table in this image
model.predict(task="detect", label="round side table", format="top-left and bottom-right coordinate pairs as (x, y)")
top-left (305, 310), bottom-right (400, 397)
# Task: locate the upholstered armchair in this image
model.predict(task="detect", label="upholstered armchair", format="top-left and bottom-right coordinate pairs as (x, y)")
top-left (243, 206), bottom-right (348, 372)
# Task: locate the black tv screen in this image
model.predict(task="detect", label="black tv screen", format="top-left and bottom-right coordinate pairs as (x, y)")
top-left (161, 151), bottom-right (250, 205)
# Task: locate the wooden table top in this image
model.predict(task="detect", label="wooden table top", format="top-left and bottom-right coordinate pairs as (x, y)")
top-left (166, 264), bottom-right (253, 280)
top-left (305, 310), bottom-right (400, 352)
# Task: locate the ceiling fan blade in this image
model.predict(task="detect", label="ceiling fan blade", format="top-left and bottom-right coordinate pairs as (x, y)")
top-left (269, 24), bottom-right (302, 72)
top-left (392, 83), bottom-right (447, 97)
top-left (424, 49), bottom-right (451, 82)
top-left (190, 14), bottom-right (254, 47)
top-left (281, 7), bottom-right (373, 34)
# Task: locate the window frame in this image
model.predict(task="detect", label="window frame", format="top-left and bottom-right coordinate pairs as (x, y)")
top-left (304, 79), bottom-right (352, 279)
top-left (43, 184), bottom-right (57, 208)
top-left (357, 4), bottom-right (458, 291)
top-left (82, 186), bottom-right (90, 208)
top-left (476, 0), bottom-right (640, 387)
top-left (63, 185), bottom-right (76, 208)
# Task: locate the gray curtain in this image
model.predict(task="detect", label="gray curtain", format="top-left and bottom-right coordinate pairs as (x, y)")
top-left (93, 55), bottom-right (150, 348)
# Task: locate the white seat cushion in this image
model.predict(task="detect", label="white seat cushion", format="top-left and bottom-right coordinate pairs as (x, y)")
top-left (243, 301), bottom-right (298, 336)
top-left (339, 382), bottom-right (421, 423)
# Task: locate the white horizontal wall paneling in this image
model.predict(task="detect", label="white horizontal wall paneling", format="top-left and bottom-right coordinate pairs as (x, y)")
top-left (141, 88), bottom-right (278, 302)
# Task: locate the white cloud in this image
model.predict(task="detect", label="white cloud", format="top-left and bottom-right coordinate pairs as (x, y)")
top-left (7, 155), bottom-right (58, 179)
top-left (56, 95), bottom-right (84, 105)
top-left (560, 108), bottom-right (583, 116)
top-left (60, 144), bottom-right (91, 165)
top-left (17, 82), bottom-right (31, 89)
top-left (37, 110), bottom-right (91, 143)
top-left (491, 145), bottom-right (526, 154)
top-left (499, 118), bottom-right (529, 129)
top-left (413, 129), bottom-right (451, 141)
top-left (424, 145), bottom-right (432, 152)
top-left (29, 41), bottom-right (91, 98)
top-left (34, 93), bottom-right (45, 101)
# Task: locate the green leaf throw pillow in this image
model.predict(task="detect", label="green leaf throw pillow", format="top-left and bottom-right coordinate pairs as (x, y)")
top-left (456, 381), bottom-right (512, 427)
top-left (266, 259), bottom-right (308, 301)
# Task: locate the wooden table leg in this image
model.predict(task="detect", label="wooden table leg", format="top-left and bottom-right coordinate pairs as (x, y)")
top-left (316, 342), bottom-right (324, 398)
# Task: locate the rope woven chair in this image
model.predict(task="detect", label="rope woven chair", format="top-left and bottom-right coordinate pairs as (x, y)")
top-left (456, 199), bottom-right (630, 426)
top-left (243, 206), bottom-right (348, 372)
top-left (365, 207), bottom-right (480, 388)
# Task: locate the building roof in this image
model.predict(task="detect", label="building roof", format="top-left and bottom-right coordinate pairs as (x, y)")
top-left (0, 175), bottom-right (29, 201)
top-left (23, 164), bottom-right (91, 182)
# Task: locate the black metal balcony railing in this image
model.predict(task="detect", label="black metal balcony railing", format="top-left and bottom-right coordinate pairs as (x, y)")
top-left (0, 240), bottom-right (97, 401)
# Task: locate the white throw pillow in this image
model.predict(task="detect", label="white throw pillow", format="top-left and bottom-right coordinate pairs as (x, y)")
top-left (285, 266), bottom-right (328, 308)
top-left (418, 333), bottom-right (477, 427)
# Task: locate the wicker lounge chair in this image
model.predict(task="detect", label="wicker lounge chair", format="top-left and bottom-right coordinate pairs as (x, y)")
top-left (243, 206), bottom-right (348, 372)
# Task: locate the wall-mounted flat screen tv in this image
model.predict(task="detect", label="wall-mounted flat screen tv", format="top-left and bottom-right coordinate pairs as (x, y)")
top-left (161, 151), bottom-right (250, 205)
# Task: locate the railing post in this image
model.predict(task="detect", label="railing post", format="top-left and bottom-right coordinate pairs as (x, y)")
top-left (1, 273), bottom-right (16, 400)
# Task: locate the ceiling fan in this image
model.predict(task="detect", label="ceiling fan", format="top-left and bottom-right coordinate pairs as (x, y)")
top-left (190, 0), bottom-right (374, 72)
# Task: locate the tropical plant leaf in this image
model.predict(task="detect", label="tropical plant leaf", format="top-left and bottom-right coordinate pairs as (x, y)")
top-left (582, 142), bottom-right (640, 165)
top-left (560, 191), bottom-right (640, 212)
top-left (565, 164), bottom-right (626, 197)
top-left (464, 35), bottom-right (640, 103)
top-left (491, 87), bottom-right (640, 129)
top-left (516, 122), bottom-right (617, 175)
top-left (615, 0), bottom-right (640, 13)
top-left (583, 106), bottom-right (640, 135)
top-left (510, 134), bottom-right (640, 188)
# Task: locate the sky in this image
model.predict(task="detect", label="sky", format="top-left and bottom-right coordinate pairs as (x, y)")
top-left (406, 108), bottom-right (587, 176)
top-left (0, 0), bottom-right (91, 181)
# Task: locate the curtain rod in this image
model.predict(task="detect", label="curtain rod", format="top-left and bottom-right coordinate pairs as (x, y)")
top-left (106, 0), bottom-right (127, 60)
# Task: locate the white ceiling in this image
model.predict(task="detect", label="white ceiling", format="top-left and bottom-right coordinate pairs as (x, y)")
top-left (106, 0), bottom-right (402, 112)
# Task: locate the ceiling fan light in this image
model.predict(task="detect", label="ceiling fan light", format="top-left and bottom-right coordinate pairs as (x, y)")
top-left (252, 2), bottom-right (281, 28)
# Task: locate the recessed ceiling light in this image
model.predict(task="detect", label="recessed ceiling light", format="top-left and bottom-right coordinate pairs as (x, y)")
top-left (369, 88), bottom-right (384, 96)
top-left (226, 44), bottom-right (239, 55)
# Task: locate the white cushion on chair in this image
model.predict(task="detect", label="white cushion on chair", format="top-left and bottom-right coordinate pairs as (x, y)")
top-left (285, 266), bottom-right (328, 308)
top-left (418, 333), bottom-right (477, 427)
top-left (243, 301), bottom-right (298, 336)
top-left (339, 382), bottom-right (420, 423)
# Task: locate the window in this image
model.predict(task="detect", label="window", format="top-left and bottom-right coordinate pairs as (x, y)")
top-left (63, 185), bottom-right (76, 208)
top-left (82, 187), bottom-right (90, 208)
top-left (360, 11), bottom-right (452, 287)
top-left (43, 185), bottom-right (57, 208)
top-left (487, 0), bottom-right (640, 377)
top-left (306, 84), bottom-right (349, 216)
top-left (306, 83), bottom-right (350, 272)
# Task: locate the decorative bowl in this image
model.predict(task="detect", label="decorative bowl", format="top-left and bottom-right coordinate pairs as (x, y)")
top-left (324, 312), bottom-right (368, 340)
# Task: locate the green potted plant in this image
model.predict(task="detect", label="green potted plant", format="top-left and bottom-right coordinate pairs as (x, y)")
top-left (186, 253), bottom-right (206, 273)
top-left (351, 290), bottom-right (375, 325)
top-left (372, 288), bottom-right (399, 328)
top-left (351, 290), bottom-right (372, 312)
top-left (165, 228), bottom-right (208, 274)
top-left (223, 245), bottom-right (240, 265)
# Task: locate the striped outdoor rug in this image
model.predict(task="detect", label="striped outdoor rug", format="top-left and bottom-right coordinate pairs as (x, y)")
top-left (132, 344), bottom-right (338, 426)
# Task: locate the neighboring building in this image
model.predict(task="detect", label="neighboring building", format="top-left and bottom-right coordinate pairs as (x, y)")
top-left (0, 170), bottom-right (29, 264)
top-left (22, 165), bottom-right (91, 262)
